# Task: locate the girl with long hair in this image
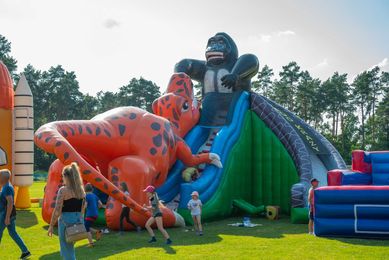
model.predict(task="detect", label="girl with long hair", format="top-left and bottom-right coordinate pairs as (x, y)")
top-left (47, 163), bottom-right (86, 260)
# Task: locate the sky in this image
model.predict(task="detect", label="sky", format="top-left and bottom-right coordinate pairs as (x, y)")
top-left (0, 0), bottom-right (388, 95)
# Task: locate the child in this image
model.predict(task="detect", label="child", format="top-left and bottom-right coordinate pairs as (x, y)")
top-left (84, 183), bottom-right (103, 247)
top-left (308, 178), bottom-right (319, 235)
top-left (143, 185), bottom-right (172, 244)
top-left (119, 182), bottom-right (141, 234)
top-left (187, 191), bottom-right (203, 236)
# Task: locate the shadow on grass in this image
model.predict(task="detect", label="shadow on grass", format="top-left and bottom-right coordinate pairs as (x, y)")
top-left (37, 215), bottom-right (389, 259)
top-left (38, 216), bottom-right (308, 259)
top-left (16, 210), bottom-right (38, 229)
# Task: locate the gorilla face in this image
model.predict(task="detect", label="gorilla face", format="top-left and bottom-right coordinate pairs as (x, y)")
top-left (205, 34), bottom-right (231, 65)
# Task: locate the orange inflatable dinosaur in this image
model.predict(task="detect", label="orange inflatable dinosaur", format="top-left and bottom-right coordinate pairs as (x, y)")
top-left (35, 73), bottom-right (222, 229)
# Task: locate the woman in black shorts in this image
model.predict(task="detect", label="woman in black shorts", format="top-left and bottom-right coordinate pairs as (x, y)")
top-left (143, 185), bottom-right (172, 244)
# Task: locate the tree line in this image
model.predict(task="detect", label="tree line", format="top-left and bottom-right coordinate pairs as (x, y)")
top-left (1, 34), bottom-right (388, 169)
top-left (252, 62), bottom-right (389, 163)
top-left (1, 35), bottom-right (160, 170)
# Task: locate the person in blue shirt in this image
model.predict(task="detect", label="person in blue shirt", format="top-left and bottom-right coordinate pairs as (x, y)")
top-left (0, 169), bottom-right (31, 259)
top-left (84, 183), bottom-right (103, 247)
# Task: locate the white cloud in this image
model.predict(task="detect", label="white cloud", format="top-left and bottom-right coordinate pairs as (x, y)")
top-left (103, 18), bottom-right (120, 29)
top-left (260, 34), bottom-right (272, 42)
top-left (316, 58), bottom-right (328, 68)
top-left (277, 30), bottom-right (296, 36)
top-left (255, 30), bottom-right (296, 43)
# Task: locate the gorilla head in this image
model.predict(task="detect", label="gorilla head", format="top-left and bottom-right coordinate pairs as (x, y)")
top-left (205, 32), bottom-right (238, 66)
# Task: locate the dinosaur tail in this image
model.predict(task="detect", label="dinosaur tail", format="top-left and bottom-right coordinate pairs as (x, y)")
top-left (34, 121), bottom-right (149, 217)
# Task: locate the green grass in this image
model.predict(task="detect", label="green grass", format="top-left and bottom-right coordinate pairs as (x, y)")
top-left (1, 182), bottom-right (389, 259)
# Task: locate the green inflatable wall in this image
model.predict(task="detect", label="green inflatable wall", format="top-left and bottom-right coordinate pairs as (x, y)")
top-left (251, 114), bottom-right (299, 214)
top-left (180, 111), bottom-right (299, 224)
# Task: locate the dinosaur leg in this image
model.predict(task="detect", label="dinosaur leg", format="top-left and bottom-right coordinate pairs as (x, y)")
top-left (104, 156), bottom-right (177, 230)
top-left (42, 159), bottom-right (65, 224)
top-left (35, 123), bottom-right (149, 217)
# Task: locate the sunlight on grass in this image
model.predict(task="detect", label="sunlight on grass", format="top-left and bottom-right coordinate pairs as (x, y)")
top-left (1, 182), bottom-right (389, 259)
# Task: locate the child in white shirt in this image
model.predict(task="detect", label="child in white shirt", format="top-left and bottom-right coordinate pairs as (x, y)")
top-left (187, 191), bottom-right (203, 236)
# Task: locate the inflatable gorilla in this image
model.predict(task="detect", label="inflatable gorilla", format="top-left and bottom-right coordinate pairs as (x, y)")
top-left (175, 32), bottom-right (259, 126)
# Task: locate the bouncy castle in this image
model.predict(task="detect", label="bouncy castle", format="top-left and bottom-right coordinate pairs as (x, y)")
top-left (33, 32), bottom-right (348, 230)
top-left (0, 61), bottom-right (34, 208)
top-left (315, 150), bottom-right (389, 238)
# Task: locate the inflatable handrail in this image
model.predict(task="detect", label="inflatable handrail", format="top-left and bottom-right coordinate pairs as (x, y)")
top-left (178, 92), bottom-right (249, 208)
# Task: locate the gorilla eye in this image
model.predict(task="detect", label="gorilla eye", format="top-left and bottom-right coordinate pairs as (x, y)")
top-left (218, 40), bottom-right (225, 45)
top-left (182, 101), bottom-right (189, 112)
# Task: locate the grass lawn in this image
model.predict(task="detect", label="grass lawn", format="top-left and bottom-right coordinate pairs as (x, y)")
top-left (1, 182), bottom-right (389, 259)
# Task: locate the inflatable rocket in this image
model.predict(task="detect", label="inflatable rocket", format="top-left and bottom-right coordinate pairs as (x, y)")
top-left (0, 61), bottom-right (34, 208)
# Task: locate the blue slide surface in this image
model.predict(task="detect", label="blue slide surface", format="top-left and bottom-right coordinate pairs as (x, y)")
top-left (157, 92), bottom-right (249, 207)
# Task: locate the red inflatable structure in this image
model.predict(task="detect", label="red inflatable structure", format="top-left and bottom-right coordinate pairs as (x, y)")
top-left (35, 73), bottom-right (222, 229)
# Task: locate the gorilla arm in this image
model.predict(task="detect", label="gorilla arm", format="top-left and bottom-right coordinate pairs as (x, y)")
top-left (221, 54), bottom-right (259, 90)
top-left (175, 59), bottom-right (207, 82)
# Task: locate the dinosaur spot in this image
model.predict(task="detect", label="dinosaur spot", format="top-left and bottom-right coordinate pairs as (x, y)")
top-left (159, 107), bottom-right (163, 115)
top-left (78, 125), bottom-right (83, 134)
top-left (153, 134), bottom-right (162, 147)
top-left (111, 116), bottom-right (119, 120)
top-left (112, 190), bottom-right (119, 195)
top-left (106, 203), bottom-right (114, 209)
top-left (176, 80), bottom-right (184, 85)
top-left (96, 127), bottom-right (101, 136)
top-left (183, 82), bottom-right (190, 96)
top-left (86, 126), bottom-right (92, 134)
top-left (83, 170), bottom-right (92, 175)
top-left (155, 172), bottom-right (161, 180)
top-left (164, 122), bottom-right (171, 132)
top-left (45, 137), bottom-right (52, 143)
top-left (118, 124), bottom-right (126, 136)
top-left (165, 96), bottom-right (170, 101)
top-left (163, 130), bottom-right (169, 143)
top-left (64, 152), bottom-right (69, 160)
top-left (111, 175), bottom-right (119, 182)
top-left (111, 167), bottom-right (118, 174)
top-left (169, 136), bottom-right (174, 148)
top-left (129, 113), bottom-right (137, 120)
top-left (151, 122), bottom-right (161, 131)
top-left (162, 146), bottom-right (167, 155)
top-left (55, 141), bottom-right (62, 147)
top-left (166, 104), bottom-right (171, 109)
top-left (172, 121), bottom-right (179, 129)
top-left (61, 130), bottom-right (68, 137)
top-left (69, 128), bottom-right (75, 136)
top-left (150, 148), bottom-right (157, 155)
top-left (161, 99), bottom-right (165, 105)
top-left (95, 177), bottom-right (102, 182)
top-left (51, 202), bottom-right (56, 208)
top-left (172, 109), bottom-right (179, 120)
top-left (37, 133), bottom-right (42, 140)
top-left (104, 129), bottom-right (111, 138)
top-left (103, 183), bottom-right (108, 190)
top-left (175, 89), bottom-right (184, 94)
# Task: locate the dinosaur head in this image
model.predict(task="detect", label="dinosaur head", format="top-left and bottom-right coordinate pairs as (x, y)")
top-left (152, 73), bottom-right (200, 137)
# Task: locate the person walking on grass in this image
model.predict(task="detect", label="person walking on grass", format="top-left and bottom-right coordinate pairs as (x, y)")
top-left (47, 163), bottom-right (86, 260)
top-left (308, 178), bottom-right (319, 235)
top-left (143, 185), bottom-right (172, 244)
top-left (84, 183), bottom-right (103, 247)
top-left (0, 169), bottom-right (31, 259)
top-left (119, 182), bottom-right (141, 234)
top-left (187, 191), bottom-right (203, 236)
